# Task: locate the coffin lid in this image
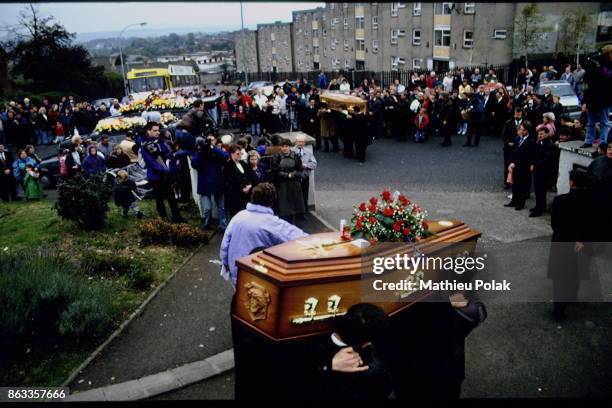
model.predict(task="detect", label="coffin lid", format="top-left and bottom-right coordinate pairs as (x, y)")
top-left (236, 220), bottom-right (481, 286)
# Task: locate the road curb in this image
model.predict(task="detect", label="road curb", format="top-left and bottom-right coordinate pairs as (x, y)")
top-left (310, 210), bottom-right (338, 232)
top-left (65, 349), bottom-right (234, 401)
top-left (61, 241), bottom-right (207, 389)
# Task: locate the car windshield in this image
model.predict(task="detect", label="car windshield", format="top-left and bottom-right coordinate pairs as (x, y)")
top-left (538, 83), bottom-right (574, 96)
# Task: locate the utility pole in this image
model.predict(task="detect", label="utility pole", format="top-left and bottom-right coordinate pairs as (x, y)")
top-left (240, 1), bottom-right (248, 86)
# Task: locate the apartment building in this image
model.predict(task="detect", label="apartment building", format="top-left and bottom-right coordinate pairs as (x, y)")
top-left (236, 2), bottom-right (603, 74)
top-left (234, 29), bottom-right (259, 73)
top-left (257, 22), bottom-right (294, 72)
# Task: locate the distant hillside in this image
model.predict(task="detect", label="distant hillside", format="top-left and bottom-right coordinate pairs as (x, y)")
top-left (83, 31), bottom-right (236, 57)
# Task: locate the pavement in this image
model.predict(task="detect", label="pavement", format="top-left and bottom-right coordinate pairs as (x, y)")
top-left (64, 130), bottom-right (612, 399)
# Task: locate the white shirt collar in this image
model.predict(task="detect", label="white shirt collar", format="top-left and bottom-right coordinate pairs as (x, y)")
top-left (331, 333), bottom-right (348, 347)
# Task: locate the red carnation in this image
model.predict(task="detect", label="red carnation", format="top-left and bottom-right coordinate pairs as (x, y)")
top-left (357, 216), bottom-right (365, 223)
top-left (368, 204), bottom-right (377, 213)
top-left (393, 222), bottom-right (402, 232)
top-left (403, 228), bottom-right (411, 236)
top-left (382, 207), bottom-right (393, 217)
top-left (368, 217), bottom-right (377, 224)
top-left (369, 238), bottom-right (378, 245)
top-left (355, 220), bottom-right (363, 230)
top-left (369, 197), bottom-right (378, 205)
top-left (358, 202), bottom-right (367, 212)
top-left (381, 190), bottom-right (391, 201)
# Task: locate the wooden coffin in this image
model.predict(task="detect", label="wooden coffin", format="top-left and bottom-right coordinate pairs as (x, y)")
top-left (319, 91), bottom-right (367, 113)
top-left (233, 220), bottom-right (481, 342)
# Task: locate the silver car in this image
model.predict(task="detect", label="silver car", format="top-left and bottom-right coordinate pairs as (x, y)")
top-left (535, 80), bottom-right (581, 119)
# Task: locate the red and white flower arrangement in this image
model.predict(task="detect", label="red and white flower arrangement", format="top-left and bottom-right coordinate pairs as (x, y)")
top-left (342, 190), bottom-right (430, 244)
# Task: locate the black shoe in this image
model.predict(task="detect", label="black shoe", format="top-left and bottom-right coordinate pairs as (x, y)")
top-left (136, 211), bottom-right (143, 220)
top-left (579, 143), bottom-right (592, 148)
top-left (504, 202), bottom-right (516, 207)
top-left (463, 143), bottom-right (472, 147)
top-left (529, 212), bottom-right (543, 217)
top-left (172, 216), bottom-right (187, 223)
top-left (515, 205), bottom-right (525, 211)
top-left (504, 184), bottom-right (511, 190)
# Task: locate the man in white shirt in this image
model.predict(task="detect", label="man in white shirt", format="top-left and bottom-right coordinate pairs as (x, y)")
top-left (254, 89), bottom-right (268, 109)
top-left (339, 79), bottom-right (351, 92)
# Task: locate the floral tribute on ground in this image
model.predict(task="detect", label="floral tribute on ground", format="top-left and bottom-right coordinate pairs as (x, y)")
top-left (342, 190), bottom-right (431, 244)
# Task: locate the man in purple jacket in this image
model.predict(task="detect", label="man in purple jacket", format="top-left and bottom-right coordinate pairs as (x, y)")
top-left (140, 121), bottom-right (185, 222)
top-left (220, 182), bottom-right (307, 286)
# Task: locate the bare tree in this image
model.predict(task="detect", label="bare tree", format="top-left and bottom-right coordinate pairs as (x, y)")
top-left (514, 3), bottom-right (542, 68)
top-left (560, 10), bottom-right (593, 65)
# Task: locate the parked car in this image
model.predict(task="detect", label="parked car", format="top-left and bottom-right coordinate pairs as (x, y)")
top-left (535, 80), bottom-right (581, 119)
top-left (91, 98), bottom-right (116, 110)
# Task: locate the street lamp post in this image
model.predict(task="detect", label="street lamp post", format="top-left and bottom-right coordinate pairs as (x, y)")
top-left (118, 22), bottom-right (147, 99)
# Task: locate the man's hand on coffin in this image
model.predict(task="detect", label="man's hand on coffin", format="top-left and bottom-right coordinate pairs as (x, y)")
top-left (332, 347), bottom-right (369, 373)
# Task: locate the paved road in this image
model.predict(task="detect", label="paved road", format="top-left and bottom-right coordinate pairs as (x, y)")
top-left (152, 131), bottom-right (612, 399)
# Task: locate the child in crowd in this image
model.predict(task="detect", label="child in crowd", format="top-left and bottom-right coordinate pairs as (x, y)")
top-left (236, 105), bottom-right (247, 135)
top-left (414, 107), bottom-right (429, 143)
top-left (112, 170), bottom-right (143, 219)
top-left (23, 164), bottom-right (43, 200)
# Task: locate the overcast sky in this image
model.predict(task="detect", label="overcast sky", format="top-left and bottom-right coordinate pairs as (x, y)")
top-left (0, 2), bottom-right (325, 35)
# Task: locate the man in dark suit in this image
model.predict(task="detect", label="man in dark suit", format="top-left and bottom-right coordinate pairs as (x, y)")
top-left (302, 99), bottom-right (320, 150)
top-left (0, 143), bottom-right (17, 202)
top-left (505, 121), bottom-right (536, 210)
top-left (352, 106), bottom-right (371, 164)
top-left (530, 127), bottom-right (557, 217)
top-left (548, 170), bottom-right (594, 321)
top-left (501, 108), bottom-right (525, 189)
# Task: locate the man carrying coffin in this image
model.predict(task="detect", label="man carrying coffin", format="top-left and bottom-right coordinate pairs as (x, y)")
top-left (220, 182), bottom-right (307, 287)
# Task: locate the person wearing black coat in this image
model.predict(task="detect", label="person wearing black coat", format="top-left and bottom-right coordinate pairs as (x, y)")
top-left (391, 291), bottom-right (487, 399)
top-left (336, 107), bottom-right (354, 159)
top-left (530, 127), bottom-right (557, 217)
top-left (396, 94), bottom-right (412, 142)
top-left (548, 170), bottom-right (595, 321)
top-left (309, 303), bottom-right (394, 400)
top-left (501, 109), bottom-right (525, 189)
top-left (223, 144), bottom-right (255, 219)
top-left (438, 94), bottom-right (455, 146)
top-left (302, 99), bottom-right (320, 149)
top-left (505, 121), bottom-right (536, 210)
top-left (0, 145), bottom-right (17, 201)
top-left (351, 107), bottom-right (371, 163)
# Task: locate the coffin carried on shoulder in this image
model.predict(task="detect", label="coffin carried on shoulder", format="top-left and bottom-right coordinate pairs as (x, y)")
top-left (232, 219), bottom-right (481, 342)
top-left (319, 91), bottom-right (367, 113)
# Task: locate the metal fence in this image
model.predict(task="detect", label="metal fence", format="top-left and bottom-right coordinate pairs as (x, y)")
top-left (227, 64), bottom-right (515, 89)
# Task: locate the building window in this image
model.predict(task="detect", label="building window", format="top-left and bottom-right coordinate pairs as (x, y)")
top-left (413, 58), bottom-right (422, 70)
top-left (356, 39), bottom-right (365, 51)
top-left (344, 39), bottom-right (350, 51)
top-left (463, 30), bottom-right (474, 48)
top-left (344, 17), bottom-right (349, 30)
top-left (413, 2), bottom-right (422, 16)
top-left (343, 3), bottom-right (348, 9)
top-left (295, 14), bottom-right (300, 22)
top-left (434, 28), bottom-right (451, 46)
top-left (411, 29), bottom-right (421, 46)
top-left (271, 33), bottom-right (275, 41)
top-left (330, 4), bottom-right (335, 10)
top-left (494, 29), bottom-right (507, 39)
top-left (331, 38), bottom-right (336, 50)
top-left (372, 39), bottom-right (379, 52)
top-left (313, 29), bottom-right (319, 37)
top-left (464, 3), bottom-right (475, 14)
top-left (434, 2), bottom-right (453, 15)
top-left (345, 59), bottom-right (350, 69)
top-left (391, 56), bottom-right (405, 69)
top-left (391, 28), bottom-right (399, 45)
top-left (323, 29), bottom-right (327, 38)
top-left (355, 16), bottom-right (365, 29)
top-left (391, 3), bottom-right (399, 17)
top-left (372, 16), bottom-right (379, 30)
top-left (331, 19), bottom-right (336, 29)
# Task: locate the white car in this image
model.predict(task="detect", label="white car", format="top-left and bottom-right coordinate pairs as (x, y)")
top-left (535, 80), bottom-right (581, 119)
